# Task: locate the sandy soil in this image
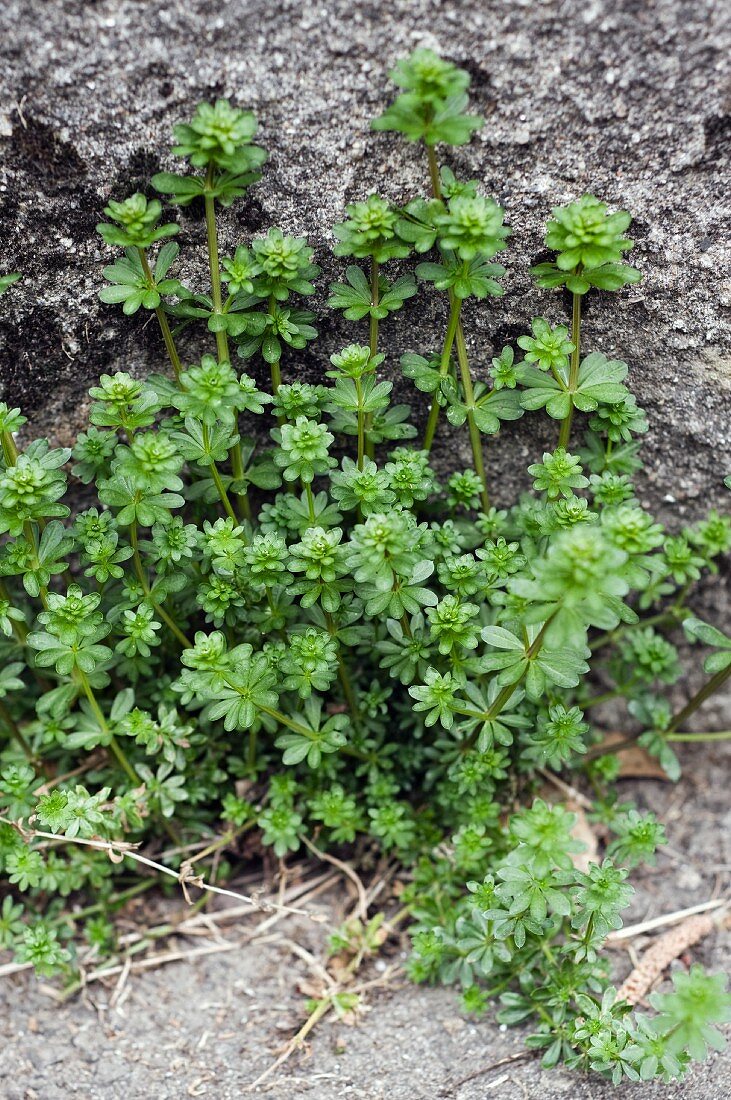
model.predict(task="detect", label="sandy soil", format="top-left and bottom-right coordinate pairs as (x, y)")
top-left (1, 741), bottom-right (729, 1100)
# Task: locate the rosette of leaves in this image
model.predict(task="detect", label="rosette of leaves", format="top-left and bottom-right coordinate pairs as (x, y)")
top-left (152, 99), bottom-right (267, 207)
top-left (372, 48), bottom-right (483, 146)
top-left (532, 194), bottom-right (641, 294)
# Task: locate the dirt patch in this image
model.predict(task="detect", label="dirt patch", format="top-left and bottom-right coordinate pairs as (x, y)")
top-left (1, 740), bottom-right (729, 1099)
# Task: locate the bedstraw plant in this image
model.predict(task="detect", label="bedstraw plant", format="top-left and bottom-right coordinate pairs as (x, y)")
top-left (1, 49), bottom-right (730, 1085)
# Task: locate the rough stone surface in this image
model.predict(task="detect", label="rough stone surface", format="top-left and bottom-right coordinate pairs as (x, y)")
top-left (1, 7), bottom-right (730, 1096)
top-left (1, 741), bottom-right (730, 1098)
top-left (1, 0), bottom-right (730, 519)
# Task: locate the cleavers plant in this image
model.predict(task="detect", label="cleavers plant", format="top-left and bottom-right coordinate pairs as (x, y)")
top-left (1, 48), bottom-right (730, 1085)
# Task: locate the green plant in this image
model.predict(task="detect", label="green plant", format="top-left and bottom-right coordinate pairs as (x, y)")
top-left (0, 51), bottom-right (729, 1087)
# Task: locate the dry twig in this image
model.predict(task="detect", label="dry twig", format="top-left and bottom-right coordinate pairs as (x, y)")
top-left (608, 897), bottom-right (727, 942)
top-left (441, 1051), bottom-right (534, 1095)
top-left (616, 905), bottom-right (729, 1006)
top-left (0, 815), bottom-right (326, 922)
top-left (299, 833), bottom-right (369, 920)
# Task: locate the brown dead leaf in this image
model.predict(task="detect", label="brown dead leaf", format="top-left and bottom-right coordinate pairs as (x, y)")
top-left (296, 978), bottom-right (326, 1000)
top-left (598, 732), bottom-right (671, 780)
top-left (566, 800), bottom-right (600, 873)
top-left (327, 954), bottom-right (352, 982)
top-left (234, 778), bottom-right (256, 800)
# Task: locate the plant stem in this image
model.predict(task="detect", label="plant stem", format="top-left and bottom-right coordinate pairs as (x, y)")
top-left (362, 257), bottom-right (380, 460)
top-left (130, 522), bottom-right (191, 649)
top-left (426, 145), bottom-right (441, 198)
top-left (338, 659), bottom-right (360, 721)
top-left (0, 578), bottom-right (28, 643)
top-left (369, 256), bottom-right (380, 359)
top-left (666, 664), bottom-right (731, 733)
top-left (454, 304), bottom-right (490, 511)
top-left (584, 663), bottom-right (731, 762)
top-left (267, 294), bottom-right (283, 396)
top-left (137, 249), bottom-right (182, 381)
top-left (424, 143), bottom-right (489, 506)
top-left (202, 424), bottom-right (238, 524)
top-left (356, 375), bottom-right (365, 471)
top-left (203, 169), bottom-right (252, 518)
top-left (260, 706), bottom-right (315, 738)
top-left (77, 670), bottom-right (182, 845)
top-left (247, 727), bottom-right (257, 772)
top-left (1, 428), bottom-right (18, 466)
top-left (423, 296), bottom-right (460, 452)
top-left (465, 616), bottom-right (556, 741)
top-left (229, 443), bottom-right (250, 521)
top-left (558, 292), bottom-right (581, 450)
top-left (590, 608), bottom-right (682, 653)
top-left (0, 698), bottom-right (36, 764)
top-left (204, 166), bottom-right (229, 366)
top-left (666, 731), bottom-right (731, 742)
top-left (189, 820), bottom-right (255, 866)
top-left (259, 704), bottom-right (370, 763)
top-left (52, 879), bottom-right (156, 928)
top-left (77, 668), bottom-right (139, 785)
top-left (583, 689), bottom-right (622, 710)
top-left (304, 481), bottom-right (316, 524)
top-left (155, 308), bottom-right (183, 381)
top-left (23, 521), bottom-right (49, 609)
top-left (325, 610), bottom-right (360, 723)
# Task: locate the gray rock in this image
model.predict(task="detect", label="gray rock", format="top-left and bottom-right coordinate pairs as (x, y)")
top-left (0, 0), bottom-right (730, 522)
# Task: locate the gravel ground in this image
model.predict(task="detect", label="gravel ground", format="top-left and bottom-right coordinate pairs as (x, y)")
top-left (1, 741), bottom-right (730, 1099)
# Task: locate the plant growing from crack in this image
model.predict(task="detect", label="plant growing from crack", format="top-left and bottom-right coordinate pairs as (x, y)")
top-left (0, 52), bottom-right (729, 1087)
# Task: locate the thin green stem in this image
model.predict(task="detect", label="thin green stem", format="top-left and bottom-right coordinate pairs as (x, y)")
top-left (356, 376), bottom-right (365, 471)
top-left (137, 249), bottom-right (182, 381)
top-left (267, 294), bottom-right (283, 398)
top-left (202, 424), bottom-right (238, 523)
top-left (590, 608), bottom-right (682, 653)
top-left (337, 659), bottom-right (360, 721)
top-left (130, 522), bottom-right (192, 649)
top-left (155, 308), bottom-right (183, 381)
top-left (259, 704), bottom-right (371, 763)
top-left (77, 668), bottom-right (139, 785)
top-left (1, 428), bottom-right (18, 466)
top-left (666, 731), bottom-right (731, 742)
top-left (325, 610), bottom-right (360, 722)
top-left (304, 481), bottom-right (316, 524)
top-left (201, 175), bottom-right (251, 519)
top-left (0, 699), bottom-right (35, 763)
top-left (78, 669), bottom-right (182, 845)
top-left (454, 306), bottom-right (490, 511)
top-left (368, 256), bottom-right (380, 359)
top-left (260, 705), bottom-right (316, 739)
top-left (51, 879), bottom-right (156, 928)
top-left (584, 663), bottom-right (731, 762)
top-left (426, 145), bottom-right (442, 198)
top-left (363, 257), bottom-right (380, 461)
top-left (0, 578), bottom-right (27, 643)
top-left (204, 166), bottom-right (229, 365)
top-left (465, 615), bottom-right (557, 743)
top-left (667, 664), bottom-right (731, 734)
top-left (424, 143), bottom-right (488, 505)
top-left (583, 689), bottom-right (623, 710)
top-left (558, 292), bottom-right (581, 450)
top-left (189, 821), bottom-right (256, 866)
top-left (23, 521), bottom-right (48, 610)
top-left (423, 296), bottom-right (461, 452)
